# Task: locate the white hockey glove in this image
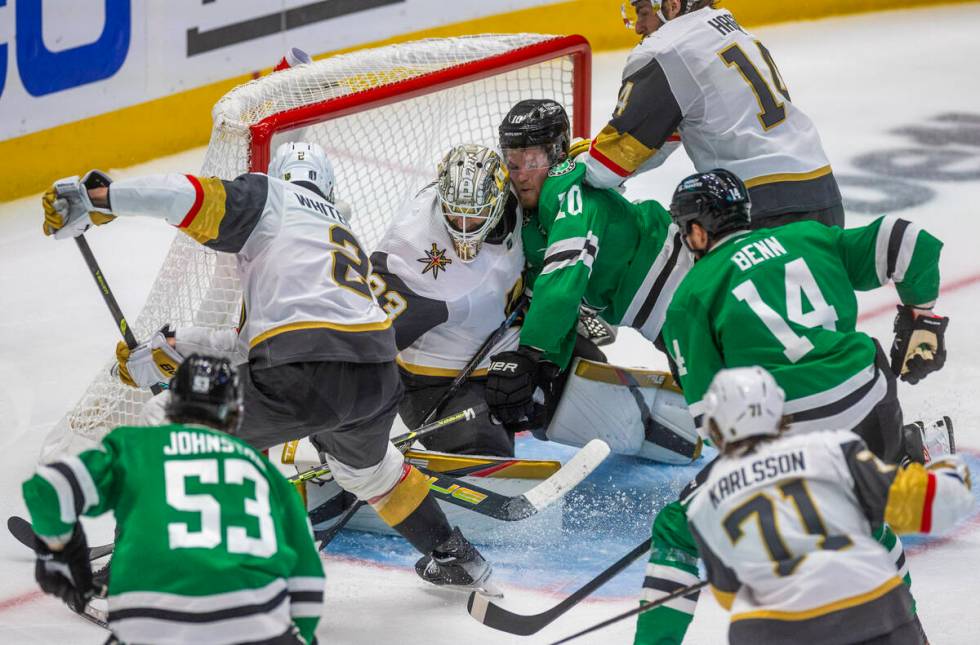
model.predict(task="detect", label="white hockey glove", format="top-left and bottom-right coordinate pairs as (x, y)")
top-left (42, 170), bottom-right (116, 239)
top-left (112, 325), bottom-right (183, 389)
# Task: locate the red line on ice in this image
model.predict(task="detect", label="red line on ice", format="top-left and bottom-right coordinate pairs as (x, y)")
top-left (857, 271), bottom-right (980, 322)
top-left (0, 589), bottom-right (46, 613)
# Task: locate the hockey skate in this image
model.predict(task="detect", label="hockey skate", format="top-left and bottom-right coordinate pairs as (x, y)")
top-left (415, 527), bottom-right (501, 598)
top-left (903, 416), bottom-right (955, 465)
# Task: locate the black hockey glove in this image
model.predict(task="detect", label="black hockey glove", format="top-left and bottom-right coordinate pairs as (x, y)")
top-left (34, 524), bottom-right (96, 613)
top-left (890, 305), bottom-right (949, 384)
top-left (485, 347), bottom-right (560, 427)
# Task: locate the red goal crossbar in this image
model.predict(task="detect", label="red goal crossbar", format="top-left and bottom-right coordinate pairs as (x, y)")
top-left (248, 34), bottom-right (592, 173)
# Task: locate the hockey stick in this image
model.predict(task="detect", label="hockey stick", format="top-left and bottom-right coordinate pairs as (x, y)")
top-left (6, 517), bottom-right (112, 628)
top-left (417, 439), bottom-right (608, 521)
top-left (290, 404), bottom-right (487, 485)
top-left (423, 293), bottom-right (527, 425)
top-left (7, 516), bottom-right (114, 561)
top-left (315, 438), bottom-right (608, 547)
top-left (551, 580), bottom-right (708, 644)
top-left (74, 235), bottom-right (163, 396)
top-left (467, 537), bottom-right (652, 636)
top-left (314, 299), bottom-right (527, 546)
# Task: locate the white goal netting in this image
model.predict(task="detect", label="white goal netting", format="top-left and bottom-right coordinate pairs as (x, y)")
top-left (42, 34), bottom-right (589, 460)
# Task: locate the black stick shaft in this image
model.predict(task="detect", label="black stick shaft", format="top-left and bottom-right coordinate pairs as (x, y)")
top-left (74, 235), bottom-right (162, 395)
top-left (422, 294), bottom-right (527, 424)
top-left (551, 580), bottom-right (709, 644)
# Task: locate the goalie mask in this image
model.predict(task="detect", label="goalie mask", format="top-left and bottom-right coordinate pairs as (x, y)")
top-left (436, 144), bottom-right (511, 263)
top-left (269, 141), bottom-right (336, 202)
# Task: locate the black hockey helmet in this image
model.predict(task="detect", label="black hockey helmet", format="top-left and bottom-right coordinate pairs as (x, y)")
top-left (166, 354), bottom-right (242, 433)
top-left (498, 99), bottom-right (570, 165)
top-left (670, 169), bottom-right (751, 240)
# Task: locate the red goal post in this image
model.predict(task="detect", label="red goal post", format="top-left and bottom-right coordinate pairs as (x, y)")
top-left (42, 33), bottom-right (592, 460)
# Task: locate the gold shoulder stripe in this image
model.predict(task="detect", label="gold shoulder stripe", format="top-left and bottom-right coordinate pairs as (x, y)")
top-left (591, 125), bottom-right (657, 176)
top-left (732, 576), bottom-right (903, 622)
top-left (180, 176), bottom-right (227, 244)
top-left (883, 463), bottom-right (931, 534)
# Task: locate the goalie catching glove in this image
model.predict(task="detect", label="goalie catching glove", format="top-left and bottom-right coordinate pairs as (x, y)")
top-left (41, 170), bottom-right (116, 239)
top-left (112, 325), bottom-right (183, 389)
top-left (890, 305), bottom-right (949, 384)
top-left (34, 525), bottom-right (97, 613)
top-left (485, 346), bottom-right (560, 427)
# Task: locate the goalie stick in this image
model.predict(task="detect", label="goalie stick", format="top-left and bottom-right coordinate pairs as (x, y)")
top-left (467, 537), bottom-right (651, 636)
top-left (313, 438), bottom-right (609, 545)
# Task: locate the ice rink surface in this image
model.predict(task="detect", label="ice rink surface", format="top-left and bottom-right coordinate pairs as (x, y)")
top-left (3, 4), bottom-right (980, 643)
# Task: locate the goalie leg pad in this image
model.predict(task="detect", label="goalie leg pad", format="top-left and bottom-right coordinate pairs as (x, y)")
top-left (546, 359), bottom-right (700, 465)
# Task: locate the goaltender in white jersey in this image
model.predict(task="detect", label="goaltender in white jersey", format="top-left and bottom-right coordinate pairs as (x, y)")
top-left (370, 144), bottom-right (526, 456)
top-left (586, 1), bottom-right (843, 227)
top-left (687, 367), bottom-right (973, 645)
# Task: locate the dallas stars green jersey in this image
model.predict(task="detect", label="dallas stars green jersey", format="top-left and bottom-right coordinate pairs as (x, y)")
top-left (23, 424), bottom-right (324, 645)
top-left (663, 217), bottom-right (942, 432)
top-left (521, 158), bottom-right (691, 368)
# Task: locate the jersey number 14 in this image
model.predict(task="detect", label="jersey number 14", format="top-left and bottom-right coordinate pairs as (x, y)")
top-left (733, 258), bottom-right (838, 363)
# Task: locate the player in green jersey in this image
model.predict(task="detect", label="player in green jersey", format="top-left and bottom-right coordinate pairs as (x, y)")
top-left (633, 169), bottom-right (953, 645)
top-left (664, 168), bottom-right (950, 462)
top-left (23, 355), bottom-right (325, 645)
top-left (485, 101), bottom-right (695, 467)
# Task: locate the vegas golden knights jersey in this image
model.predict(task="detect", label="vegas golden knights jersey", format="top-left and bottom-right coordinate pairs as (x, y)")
top-left (370, 185), bottom-right (524, 377)
top-left (687, 429), bottom-right (973, 644)
top-left (584, 6), bottom-right (841, 220)
top-left (108, 173), bottom-right (396, 368)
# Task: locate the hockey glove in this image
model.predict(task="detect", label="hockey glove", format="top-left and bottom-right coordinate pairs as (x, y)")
top-left (42, 170), bottom-right (116, 239)
top-left (34, 524), bottom-right (96, 613)
top-left (113, 325), bottom-right (183, 389)
top-left (890, 305), bottom-right (949, 384)
top-left (485, 347), bottom-right (560, 426)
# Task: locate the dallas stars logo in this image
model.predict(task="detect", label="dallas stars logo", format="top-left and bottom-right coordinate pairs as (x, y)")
top-left (418, 242), bottom-right (453, 279)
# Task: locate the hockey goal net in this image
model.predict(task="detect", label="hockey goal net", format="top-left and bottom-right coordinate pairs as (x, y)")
top-left (41, 33), bottom-right (591, 460)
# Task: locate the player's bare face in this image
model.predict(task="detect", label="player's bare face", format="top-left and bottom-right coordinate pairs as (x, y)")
top-left (635, 3), bottom-right (663, 36)
top-left (504, 147), bottom-right (551, 209)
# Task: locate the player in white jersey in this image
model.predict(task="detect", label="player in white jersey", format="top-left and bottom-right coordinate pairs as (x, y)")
top-left (588, 1), bottom-right (844, 227)
top-left (687, 367), bottom-right (973, 644)
top-left (371, 144), bottom-right (526, 457)
top-left (40, 142), bottom-right (496, 594)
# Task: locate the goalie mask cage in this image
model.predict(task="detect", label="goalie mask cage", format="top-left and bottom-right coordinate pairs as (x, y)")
top-left (42, 33), bottom-right (591, 460)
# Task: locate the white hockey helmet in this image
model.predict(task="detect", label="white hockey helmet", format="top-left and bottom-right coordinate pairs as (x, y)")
top-left (269, 141), bottom-right (336, 201)
top-left (436, 144), bottom-right (511, 263)
top-left (702, 367), bottom-right (785, 448)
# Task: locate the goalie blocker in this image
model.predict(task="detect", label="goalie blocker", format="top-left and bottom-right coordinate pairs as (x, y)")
top-left (545, 359), bottom-right (700, 465)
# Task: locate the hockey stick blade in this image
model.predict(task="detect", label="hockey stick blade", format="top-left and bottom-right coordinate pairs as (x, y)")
top-left (7, 516), bottom-right (114, 561)
top-left (467, 537), bottom-right (651, 636)
top-left (421, 439), bottom-right (609, 521)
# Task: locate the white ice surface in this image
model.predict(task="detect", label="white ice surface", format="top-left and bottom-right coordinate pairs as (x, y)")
top-left (3, 4), bottom-right (980, 643)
